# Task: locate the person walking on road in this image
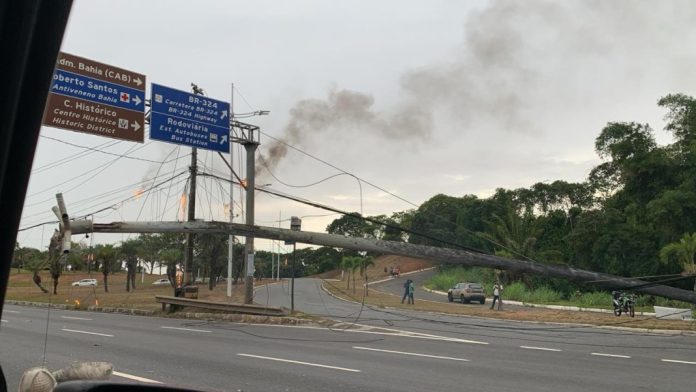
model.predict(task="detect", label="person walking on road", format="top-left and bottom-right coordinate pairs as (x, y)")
top-left (401, 279), bottom-right (411, 303)
top-left (408, 279), bottom-right (415, 304)
top-left (490, 282), bottom-right (503, 310)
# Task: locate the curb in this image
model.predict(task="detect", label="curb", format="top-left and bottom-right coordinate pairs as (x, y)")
top-left (369, 267), bottom-right (436, 286)
top-left (5, 299), bottom-right (313, 325)
top-left (322, 286), bottom-right (696, 336)
top-left (419, 286), bottom-right (656, 316)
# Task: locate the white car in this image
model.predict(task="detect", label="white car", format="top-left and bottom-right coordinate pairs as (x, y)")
top-left (152, 278), bottom-right (171, 286)
top-left (71, 278), bottom-right (97, 287)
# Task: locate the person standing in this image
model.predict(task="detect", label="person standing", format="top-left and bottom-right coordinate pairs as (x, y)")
top-left (490, 282), bottom-right (503, 310)
top-left (401, 279), bottom-right (410, 303)
top-left (408, 279), bottom-right (415, 304)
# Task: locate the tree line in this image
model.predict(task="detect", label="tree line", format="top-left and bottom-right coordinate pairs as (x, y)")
top-left (14, 94), bottom-right (696, 295)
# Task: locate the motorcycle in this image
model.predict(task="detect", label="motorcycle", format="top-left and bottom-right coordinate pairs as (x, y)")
top-left (612, 290), bottom-right (635, 317)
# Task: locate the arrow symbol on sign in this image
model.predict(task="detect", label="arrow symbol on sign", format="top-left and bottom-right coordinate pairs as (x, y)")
top-left (220, 110), bottom-right (228, 120)
top-left (220, 135), bottom-right (228, 145)
top-left (131, 121), bottom-right (141, 132)
top-left (132, 95), bottom-right (142, 106)
top-left (134, 77), bottom-right (143, 87)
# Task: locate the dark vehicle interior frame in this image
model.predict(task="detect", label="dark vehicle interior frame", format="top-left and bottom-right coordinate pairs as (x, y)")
top-left (0, 1), bottom-right (195, 390)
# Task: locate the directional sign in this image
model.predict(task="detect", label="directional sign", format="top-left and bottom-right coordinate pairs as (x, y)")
top-left (42, 52), bottom-right (145, 142)
top-left (149, 83), bottom-right (230, 153)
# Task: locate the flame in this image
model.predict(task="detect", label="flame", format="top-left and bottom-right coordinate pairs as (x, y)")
top-left (133, 188), bottom-right (145, 200)
top-left (179, 193), bottom-right (187, 221)
top-left (74, 299), bottom-right (80, 306)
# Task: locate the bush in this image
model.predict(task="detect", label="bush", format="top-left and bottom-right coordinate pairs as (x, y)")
top-left (500, 282), bottom-right (527, 301)
top-left (573, 291), bottom-right (612, 308)
top-left (425, 266), bottom-right (496, 291)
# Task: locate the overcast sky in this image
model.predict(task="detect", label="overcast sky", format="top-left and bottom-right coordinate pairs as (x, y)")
top-left (18, 0), bottom-right (696, 253)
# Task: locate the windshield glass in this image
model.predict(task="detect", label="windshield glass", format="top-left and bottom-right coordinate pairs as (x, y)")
top-left (2, 1), bottom-right (696, 391)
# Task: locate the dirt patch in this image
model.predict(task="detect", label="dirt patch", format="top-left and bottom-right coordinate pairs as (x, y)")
top-left (317, 254), bottom-right (436, 280)
top-left (6, 270), bottom-right (277, 312)
top-left (322, 279), bottom-right (696, 332)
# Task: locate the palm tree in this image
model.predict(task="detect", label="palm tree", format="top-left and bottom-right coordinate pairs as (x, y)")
top-left (160, 248), bottom-right (183, 289)
top-left (97, 244), bottom-right (119, 293)
top-left (660, 232), bottom-right (696, 291)
top-left (357, 256), bottom-right (375, 296)
top-left (341, 257), bottom-right (355, 290)
top-left (120, 238), bottom-right (141, 292)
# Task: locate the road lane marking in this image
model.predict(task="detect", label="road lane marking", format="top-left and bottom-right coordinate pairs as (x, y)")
top-left (661, 359), bottom-right (696, 365)
top-left (112, 371), bottom-right (163, 384)
top-left (61, 328), bottom-right (113, 337)
top-left (161, 326), bottom-right (211, 333)
top-left (520, 345), bottom-right (561, 352)
top-left (237, 353), bottom-right (361, 373)
top-left (1, 319), bottom-right (7, 323)
top-left (4, 310), bottom-right (20, 313)
top-left (345, 324), bottom-right (488, 345)
top-left (353, 346), bottom-right (469, 361)
top-left (61, 316), bottom-right (93, 321)
top-left (592, 353), bottom-right (631, 358)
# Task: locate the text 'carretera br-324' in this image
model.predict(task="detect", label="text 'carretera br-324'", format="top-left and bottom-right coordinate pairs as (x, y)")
top-left (42, 52), bottom-right (146, 142)
top-left (149, 83), bottom-right (230, 153)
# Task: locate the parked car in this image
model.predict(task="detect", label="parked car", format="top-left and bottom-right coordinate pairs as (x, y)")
top-left (152, 278), bottom-right (171, 286)
top-left (447, 282), bottom-right (485, 304)
top-left (71, 278), bottom-right (97, 287)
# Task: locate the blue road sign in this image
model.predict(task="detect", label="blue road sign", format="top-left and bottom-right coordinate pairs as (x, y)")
top-left (149, 83), bottom-right (231, 153)
top-left (50, 69), bottom-right (145, 112)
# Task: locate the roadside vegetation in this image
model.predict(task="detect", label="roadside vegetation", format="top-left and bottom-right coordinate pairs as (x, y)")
top-left (426, 266), bottom-right (693, 311)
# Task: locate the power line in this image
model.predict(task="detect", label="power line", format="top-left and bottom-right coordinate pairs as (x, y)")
top-left (32, 138), bottom-right (121, 173)
top-left (39, 135), bottom-right (169, 164)
top-left (73, 171), bottom-right (190, 220)
top-left (197, 171), bottom-right (486, 254)
top-left (257, 132), bottom-right (542, 262)
top-left (20, 166), bottom-right (188, 224)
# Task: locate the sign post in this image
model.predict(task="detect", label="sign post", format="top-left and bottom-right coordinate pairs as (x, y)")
top-left (149, 84), bottom-right (231, 153)
top-left (42, 52), bottom-right (146, 142)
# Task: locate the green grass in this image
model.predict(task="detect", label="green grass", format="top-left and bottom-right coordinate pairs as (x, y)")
top-left (426, 266), bottom-right (695, 312)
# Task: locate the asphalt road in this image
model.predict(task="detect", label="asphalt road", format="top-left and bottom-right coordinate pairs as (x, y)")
top-left (0, 277), bottom-right (694, 391)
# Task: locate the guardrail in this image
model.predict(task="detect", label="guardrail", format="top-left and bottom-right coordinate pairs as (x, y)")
top-left (155, 295), bottom-right (289, 317)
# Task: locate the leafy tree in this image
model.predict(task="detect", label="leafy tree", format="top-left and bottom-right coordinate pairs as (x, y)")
top-left (326, 213), bottom-right (376, 238)
top-left (660, 233), bottom-right (696, 291)
top-left (195, 233), bottom-right (227, 289)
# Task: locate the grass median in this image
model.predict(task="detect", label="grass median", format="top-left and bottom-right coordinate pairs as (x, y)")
top-left (6, 270), bottom-right (262, 312)
top-left (322, 279), bottom-right (696, 332)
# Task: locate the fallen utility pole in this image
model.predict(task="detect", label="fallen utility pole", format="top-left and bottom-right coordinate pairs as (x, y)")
top-left (68, 219), bottom-right (696, 304)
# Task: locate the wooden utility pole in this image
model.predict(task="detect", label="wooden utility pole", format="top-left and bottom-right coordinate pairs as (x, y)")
top-left (183, 83), bottom-right (204, 288)
top-left (68, 218), bottom-right (696, 305)
top-left (184, 147), bottom-right (197, 286)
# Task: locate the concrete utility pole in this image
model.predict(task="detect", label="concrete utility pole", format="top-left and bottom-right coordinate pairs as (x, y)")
top-left (69, 218), bottom-right (696, 305)
top-left (243, 141), bottom-right (257, 304)
top-left (227, 120), bottom-right (261, 304)
top-left (227, 83), bottom-right (235, 298)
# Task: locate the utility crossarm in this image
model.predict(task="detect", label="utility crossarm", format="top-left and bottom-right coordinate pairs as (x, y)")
top-left (68, 219), bottom-right (696, 304)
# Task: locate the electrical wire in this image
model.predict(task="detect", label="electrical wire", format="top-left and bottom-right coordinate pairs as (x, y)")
top-left (39, 136), bottom-right (170, 164)
top-left (32, 139), bottom-right (121, 174)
